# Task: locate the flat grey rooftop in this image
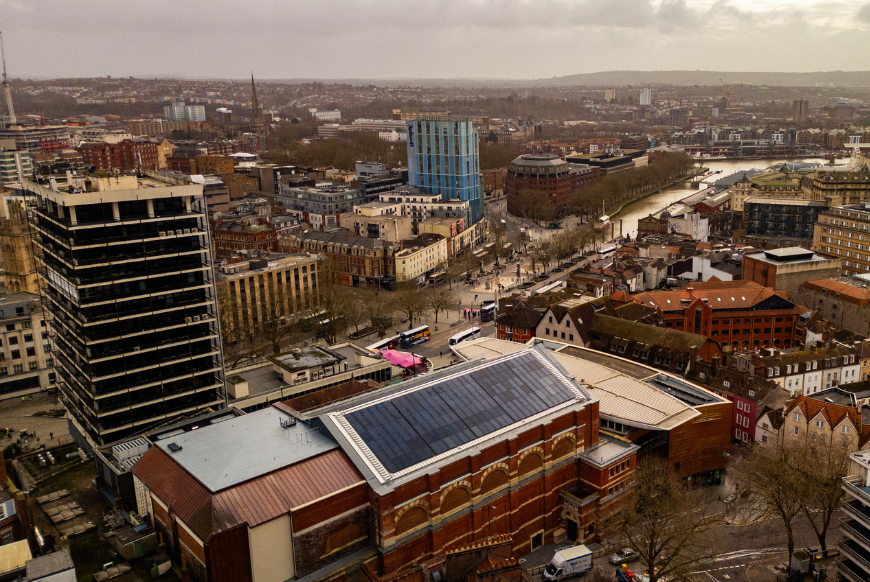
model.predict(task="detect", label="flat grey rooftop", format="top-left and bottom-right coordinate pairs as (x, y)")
top-left (579, 438), bottom-right (637, 468)
top-left (26, 548), bottom-right (73, 578)
top-left (154, 407), bottom-right (337, 492)
top-left (271, 346), bottom-right (342, 371)
top-left (227, 364), bottom-right (285, 400)
top-left (746, 248), bottom-right (831, 265)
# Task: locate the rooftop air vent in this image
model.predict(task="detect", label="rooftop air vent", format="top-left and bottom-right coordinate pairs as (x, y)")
top-left (167, 443), bottom-right (182, 453)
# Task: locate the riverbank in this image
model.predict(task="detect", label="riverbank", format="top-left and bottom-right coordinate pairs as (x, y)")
top-left (607, 167), bottom-right (707, 221)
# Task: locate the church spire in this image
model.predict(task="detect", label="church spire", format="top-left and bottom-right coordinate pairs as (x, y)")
top-left (250, 73), bottom-right (267, 136)
top-left (251, 73), bottom-right (261, 118)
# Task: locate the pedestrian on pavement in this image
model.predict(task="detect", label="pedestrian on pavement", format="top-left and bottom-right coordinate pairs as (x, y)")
top-left (440, 351), bottom-right (443, 357)
top-left (49, 432), bottom-right (53, 440)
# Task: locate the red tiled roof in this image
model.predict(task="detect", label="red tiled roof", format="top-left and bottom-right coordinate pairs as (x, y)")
top-left (803, 279), bottom-right (870, 304)
top-left (132, 446), bottom-right (364, 540)
top-left (784, 395), bottom-right (860, 431)
top-left (633, 280), bottom-right (792, 311)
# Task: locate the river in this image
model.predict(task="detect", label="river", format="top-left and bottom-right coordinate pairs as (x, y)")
top-left (609, 157), bottom-right (839, 238)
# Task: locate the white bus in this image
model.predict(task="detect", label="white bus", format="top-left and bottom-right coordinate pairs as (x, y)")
top-left (366, 335), bottom-right (399, 351)
top-left (448, 327), bottom-right (481, 346)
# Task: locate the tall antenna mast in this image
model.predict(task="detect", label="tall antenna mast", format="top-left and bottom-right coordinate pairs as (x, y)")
top-left (0, 31), bottom-right (16, 125)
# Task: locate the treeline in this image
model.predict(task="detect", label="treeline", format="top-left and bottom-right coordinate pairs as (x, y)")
top-left (571, 153), bottom-right (695, 218)
top-left (263, 125), bottom-right (407, 171)
top-left (510, 153), bottom-right (696, 224)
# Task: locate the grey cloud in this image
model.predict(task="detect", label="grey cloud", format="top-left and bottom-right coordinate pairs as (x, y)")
top-left (858, 3), bottom-right (870, 23)
top-left (0, 0), bottom-right (867, 79)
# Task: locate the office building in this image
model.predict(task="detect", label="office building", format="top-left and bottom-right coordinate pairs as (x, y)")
top-left (405, 116), bottom-right (484, 226)
top-left (743, 247), bottom-right (841, 300)
top-left (631, 280), bottom-right (806, 352)
top-left (216, 253), bottom-right (320, 339)
top-left (0, 292), bottom-right (55, 396)
top-left (29, 171), bottom-right (225, 448)
top-left (505, 154), bottom-right (600, 218)
top-left (605, 88), bottom-right (616, 102)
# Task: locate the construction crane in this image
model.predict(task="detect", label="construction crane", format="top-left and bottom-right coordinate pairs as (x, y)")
top-left (719, 78), bottom-right (731, 110)
top-left (0, 31), bottom-right (16, 125)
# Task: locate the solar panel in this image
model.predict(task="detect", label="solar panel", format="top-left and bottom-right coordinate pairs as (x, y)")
top-left (344, 351), bottom-right (580, 474)
top-left (345, 401), bottom-right (435, 473)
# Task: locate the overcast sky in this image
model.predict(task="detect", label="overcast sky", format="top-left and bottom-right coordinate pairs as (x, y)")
top-left (3, 0), bottom-right (870, 80)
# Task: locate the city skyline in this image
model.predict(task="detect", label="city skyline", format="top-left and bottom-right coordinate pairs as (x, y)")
top-left (3, 0), bottom-right (870, 80)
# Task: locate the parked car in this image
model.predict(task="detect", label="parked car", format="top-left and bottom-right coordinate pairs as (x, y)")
top-left (609, 548), bottom-right (639, 565)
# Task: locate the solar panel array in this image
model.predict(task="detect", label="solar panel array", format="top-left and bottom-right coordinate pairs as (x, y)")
top-left (344, 352), bottom-right (578, 473)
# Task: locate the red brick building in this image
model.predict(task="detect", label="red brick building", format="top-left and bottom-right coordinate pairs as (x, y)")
top-left (632, 280), bottom-right (805, 352)
top-left (131, 347), bottom-right (641, 582)
top-left (77, 140), bottom-right (160, 171)
top-left (496, 301), bottom-right (543, 343)
top-left (505, 154), bottom-right (600, 217)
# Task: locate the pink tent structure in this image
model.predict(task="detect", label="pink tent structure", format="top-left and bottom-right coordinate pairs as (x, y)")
top-left (379, 349), bottom-right (423, 369)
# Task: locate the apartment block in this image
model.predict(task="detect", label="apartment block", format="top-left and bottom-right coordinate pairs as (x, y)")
top-left (744, 197), bottom-right (828, 241)
top-left (77, 140), bottom-right (160, 172)
top-left (0, 293), bottom-right (55, 397)
top-left (840, 450), bottom-right (870, 582)
top-left (29, 171), bottom-right (225, 448)
top-left (813, 204), bottom-right (870, 275)
top-left (803, 167), bottom-right (870, 205)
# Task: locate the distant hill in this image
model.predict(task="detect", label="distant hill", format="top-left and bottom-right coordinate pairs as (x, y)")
top-left (528, 70), bottom-right (870, 87)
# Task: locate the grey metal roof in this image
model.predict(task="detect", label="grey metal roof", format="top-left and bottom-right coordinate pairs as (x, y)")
top-left (154, 407), bottom-right (338, 492)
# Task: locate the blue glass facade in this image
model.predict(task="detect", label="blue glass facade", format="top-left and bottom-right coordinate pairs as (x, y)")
top-left (406, 117), bottom-right (483, 225)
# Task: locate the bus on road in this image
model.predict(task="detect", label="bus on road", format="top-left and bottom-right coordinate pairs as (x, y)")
top-left (367, 335), bottom-right (399, 351)
top-left (448, 327), bottom-right (481, 346)
top-left (480, 303), bottom-right (496, 322)
top-left (399, 325), bottom-right (431, 348)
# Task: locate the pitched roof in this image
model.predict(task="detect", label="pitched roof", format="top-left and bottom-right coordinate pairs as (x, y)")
top-left (495, 302), bottom-right (543, 329)
top-left (633, 280), bottom-right (795, 311)
top-left (803, 279), bottom-right (870, 304)
top-left (132, 446), bottom-right (364, 541)
top-left (757, 406), bottom-right (784, 428)
top-left (613, 302), bottom-right (659, 323)
top-left (589, 314), bottom-right (709, 353)
top-left (784, 395), bottom-right (861, 430)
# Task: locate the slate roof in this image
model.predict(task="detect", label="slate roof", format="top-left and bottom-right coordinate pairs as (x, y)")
top-left (589, 314), bottom-right (708, 353)
top-left (495, 302), bottom-right (544, 329)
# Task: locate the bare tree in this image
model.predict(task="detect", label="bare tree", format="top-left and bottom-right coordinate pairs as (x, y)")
top-left (615, 460), bottom-right (718, 582)
top-left (798, 438), bottom-right (851, 554)
top-left (735, 438), bottom-right (805, 561)
top-left (343, 289), bottom-right (368, 336)
top-left (216, 280), bottom-right (265, 368)
top-left (314, 258), bottom-right (349, 344)
top-left (362, 285), bottom-right (394, 339)
top-left (394, 281), bottom-right (427, 329)
top-left (426, 286), bottom-right (457, 324)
